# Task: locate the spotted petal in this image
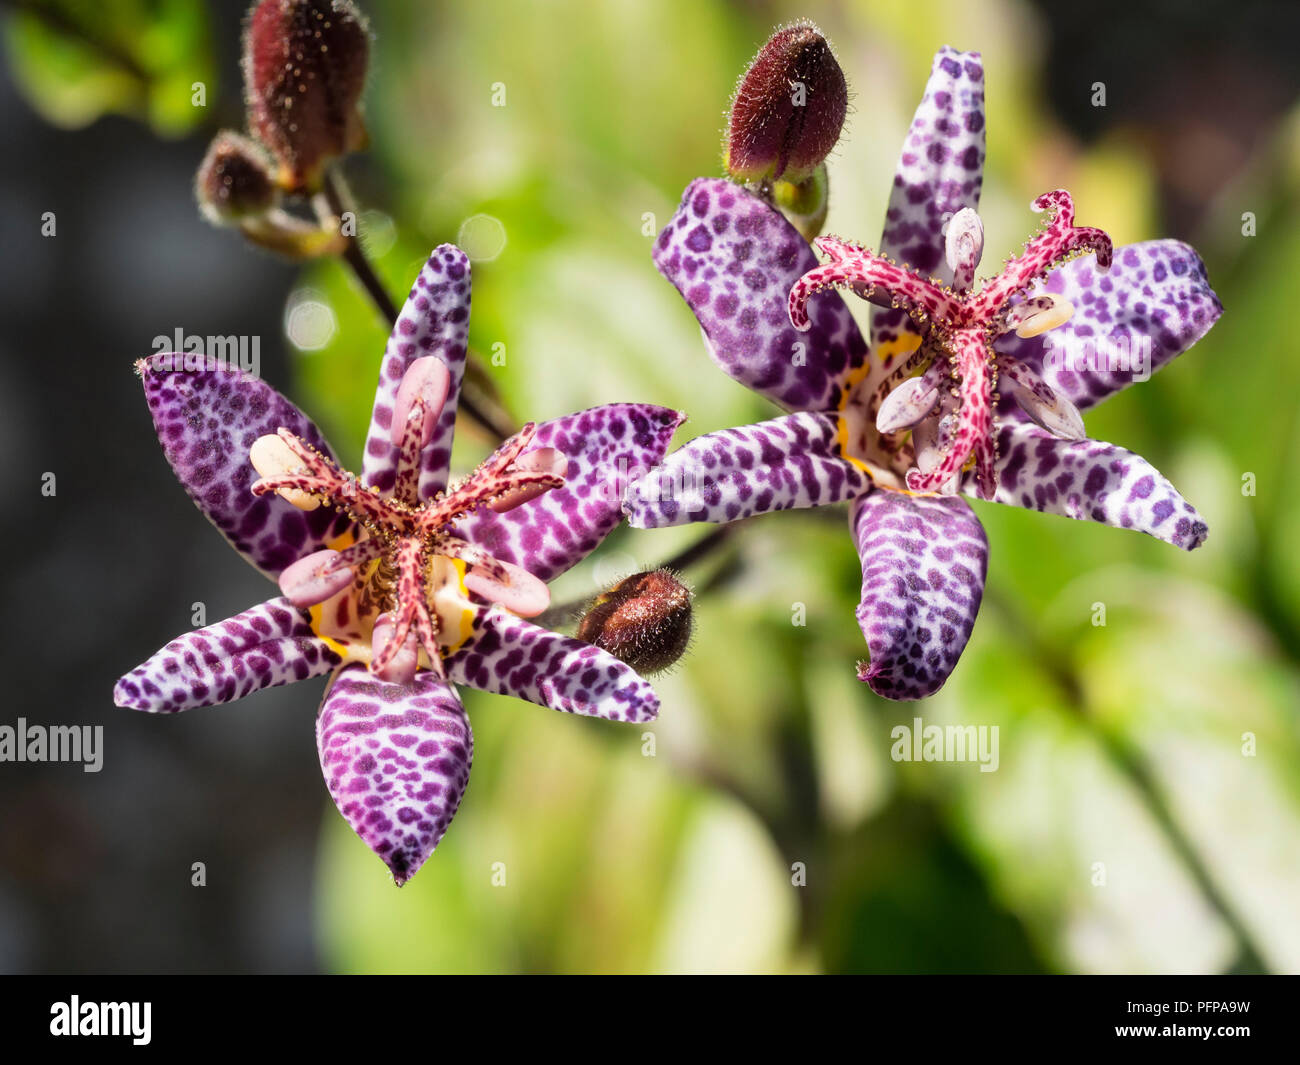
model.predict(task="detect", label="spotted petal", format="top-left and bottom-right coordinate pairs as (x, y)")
top-left (994, 239), bottom-right (1222, 411)
top-left (974, 423), bottom-right (1208, 550)
top-left (318, 664), bottom-right (472, 885)
top-left (448, 608), bottom-right (659, 722)
top-left (624, 411), bottom-right (870, 529)
top-left (139, 354), bottom-right (352, 579)
top-left (872, 46), bottom-right (986, 355)
top-left (852, 490), bottom-right (987, 700)
top-left (654, 177), bottom-right (867, 412)
top-left (360, 245), bottom-right (472, 499)
top-left (458, 404), bottom-right (683, 582)
top-left (113, 596), bottom-right (339, 713)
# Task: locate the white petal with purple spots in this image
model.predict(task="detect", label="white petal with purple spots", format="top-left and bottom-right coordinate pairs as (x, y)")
top-left (114, 596), bottom-right (339, 713)
top-left (975, 423), bottom-right (1208, 550)
top-left (653, 177), bottom-right (867, 413)
top-left (139, 355), bottom-right (353, 579)
top-left (318, 664), bottom-right (472, 885)
top-left (994, 239), bottom-right (1222, 411)
top-left (447, 608), bottom-right (659, 723)
top-left (624, 411), bottom-right (870, 528)
top-left (852, 491), bottom-right (988, 700)
top-left (360, 245), bottom-right (472, 499)
top-left (872, 46), bottom-right (986, 355)
top-left (458, 403), bottom-right (684, 582)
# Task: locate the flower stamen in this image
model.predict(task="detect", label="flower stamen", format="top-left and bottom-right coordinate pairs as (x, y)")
top-left (248, 360), bottom-right (569, 676)
top-left (791, 189), bottom-right (1110, 499)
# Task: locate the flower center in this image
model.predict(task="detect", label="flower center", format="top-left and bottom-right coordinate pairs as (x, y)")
top-left (789, 190), bottom-right (1110, 498)
top-left (249, 357), bottom-right (567, 682)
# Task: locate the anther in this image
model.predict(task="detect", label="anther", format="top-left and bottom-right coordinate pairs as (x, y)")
top-left (250, 433), bottom-right (320, 510)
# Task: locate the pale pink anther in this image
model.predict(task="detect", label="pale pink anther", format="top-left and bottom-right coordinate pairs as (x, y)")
top-left (390, 356), bottom-right (451, 448)
top-left (371, 612), bottom-right (419, 684)
top-left (944, 207), bottom-right (983, 294)
top-left (489, 447), bottom-right (569, 513)
top-left (278, 548), bottom-right (355, 608)
top-left (998, 353), bottom-right (1086, 440)
top-left (876, 366), bottom-right (942, 434)
top-left (255, 413), bottom-right (569, 679)
top-left (464, 559), bottom-right (551, 617)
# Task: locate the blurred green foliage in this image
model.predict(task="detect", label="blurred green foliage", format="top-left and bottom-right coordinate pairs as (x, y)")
top-left (14, 0), bottom-right (1299, 972)
top-left (4, 0), bottom-right (214, 135)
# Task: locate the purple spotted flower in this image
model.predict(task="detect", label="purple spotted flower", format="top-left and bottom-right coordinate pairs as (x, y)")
top-left (115, 244), bottom-right (682, 883)
top-left (626, 47), bottom-right (1221, 700)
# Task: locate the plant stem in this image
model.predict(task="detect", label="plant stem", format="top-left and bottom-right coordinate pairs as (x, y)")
top-left (319, 171), bottom-right (399, 323)
top-left (538, 524), bottom-right (739, 630)
top-left (659, 524), bottom-right (734, 573)
top-left (318, 169), bottom-right (513, 442)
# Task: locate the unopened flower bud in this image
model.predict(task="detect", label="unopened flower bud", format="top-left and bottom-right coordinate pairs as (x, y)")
top-left (575, 569), bottom-right (692, 676)
top-left (724, 21), bottom-right (847, 185)
top-left (196, 131), bottom-right (278, 224)
top-left (243, 0), bottom-right (370, 192)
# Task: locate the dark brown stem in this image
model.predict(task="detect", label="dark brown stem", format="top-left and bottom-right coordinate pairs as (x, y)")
top-left (658, 524), bottom-right (734, 573)
top-left (318, 169), bottom-right (513, 442)
top-left (539, 524), bottom-right (738, 630)
top-left (318, 169), bottom-right (399, 321)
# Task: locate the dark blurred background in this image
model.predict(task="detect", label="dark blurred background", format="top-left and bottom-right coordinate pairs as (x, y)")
top-left (1, 0), bottom-right (1298, 973)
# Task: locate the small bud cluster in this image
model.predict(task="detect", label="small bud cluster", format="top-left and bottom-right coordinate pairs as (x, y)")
top-left (195, 0), bottom-right (369, 258)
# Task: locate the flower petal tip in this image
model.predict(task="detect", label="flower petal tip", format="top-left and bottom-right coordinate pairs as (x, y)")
top-left (112, 677), bottom-right (149, 711)
top-left (1179, 519), bottom-right (1209, 552)
top-left (855, 658), bottom-right (948, 702)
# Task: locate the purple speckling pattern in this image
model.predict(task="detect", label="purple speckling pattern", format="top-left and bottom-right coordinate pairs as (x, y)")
top-left (318, 664), bottom-right (472, 885)
top-left (653, 177), bottom-right (867, 413)
top-left (448, 607), bottom-right (659, 722)
top-left (120, 243), bottom-right (670, 881)
top-left (872, 45), bottom-right (985, 354)
top-left (851, 491), bottom-right (987, 701)
top-left (996, 239), bottom-right (1223, 411)
top-left (972, 423), bottom-right (1209, 550)
top-left (113, 596), bottom-right (339, 712)
top-left (624, 410), bottom-right (871, 528)
top-left (360, 244), bottom-right (472, 499)
top-left (140, 355), bottom-right (352, 579)
top-left (459, 403), bottom-right (683, 581)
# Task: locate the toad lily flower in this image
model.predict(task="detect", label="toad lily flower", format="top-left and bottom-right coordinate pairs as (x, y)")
top-left (625, 47), bottom-right (1221, 700)
top-left (115, 244), bottom-right (682, 883)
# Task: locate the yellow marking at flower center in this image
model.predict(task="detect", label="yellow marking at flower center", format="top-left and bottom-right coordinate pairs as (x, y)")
top-left (429, 556), bottom-right (475, 657)
top-left (836, 332), bottom-right (922, 475)
top-left (306, 534), bottom-right (476, 668)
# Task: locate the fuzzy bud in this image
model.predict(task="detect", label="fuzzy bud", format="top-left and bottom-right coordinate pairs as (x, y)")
top-left (724, 21), bottom-right (847, 185)
top-left (243, 0), bottom-right (370, 192)
top-left (196, 131), bottom-right (278, 223)
top-left (575, 569), bottom-right (693, 676)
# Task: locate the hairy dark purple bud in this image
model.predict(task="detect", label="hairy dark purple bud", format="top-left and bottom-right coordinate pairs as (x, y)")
top-left (243, 0), bottom-right (369, 192)
top-left (196, 131), bottom-right (278, 223)
top-left (575, 569), bottom-right (692, 676)
top-left (724, 21), bottom-right (847, 184)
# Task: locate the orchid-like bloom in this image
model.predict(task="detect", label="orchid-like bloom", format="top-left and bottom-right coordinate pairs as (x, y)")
top-left (626, 47), bottom-right (1221, 700)
top-left (115, 244), bottom-right (682, 883)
